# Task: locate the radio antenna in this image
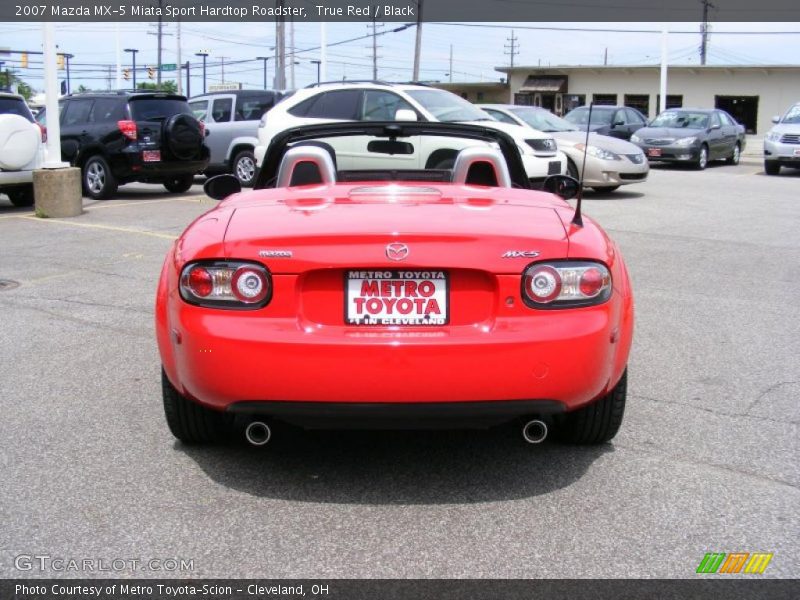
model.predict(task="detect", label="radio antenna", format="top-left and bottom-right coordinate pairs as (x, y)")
top-left (572, 102), bottom-right (594, 228)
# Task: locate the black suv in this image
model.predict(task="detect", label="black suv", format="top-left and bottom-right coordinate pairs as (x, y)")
top-left (39, 91), bottom-right (209, 199)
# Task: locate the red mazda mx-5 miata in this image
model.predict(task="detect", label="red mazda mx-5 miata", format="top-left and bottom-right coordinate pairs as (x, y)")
top-left (155, 122), bottom-right (633, 446)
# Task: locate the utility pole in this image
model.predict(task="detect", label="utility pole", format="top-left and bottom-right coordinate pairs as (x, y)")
top-left (257, 56), bottom-right (271, 89)
top-left (147, 0), bottom-right (172, 86)
top-left (504, 30), bottom-right (519, 68)
top-left (700, 0), bottom-right (715, 65)
top-left (195, 51), bottom-right (208, 93)
top-left (219, 56), bottom-right (229, 84)
top-left (106, 65), bottom-right (113, 90)
top-left (274, 1), bottom-right (286, 89)
top-left (184, 61), bottom-right (190, 97)
top-left (604, 47), bottom-right (608, 65)
top-left (176, 19), bottom-right (182, 94)
top-left (368, 18), bottom-right (383, 80)
top-left (289, 18), bottom-right (295, 89)
top-left (449, 45), bottom-right (453, 83)
top-left (412, 0), bottom-right (423, 81)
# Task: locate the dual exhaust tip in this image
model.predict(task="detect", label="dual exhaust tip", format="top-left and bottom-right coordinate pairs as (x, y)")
top-left (245, 418), bottom-right (548, 446)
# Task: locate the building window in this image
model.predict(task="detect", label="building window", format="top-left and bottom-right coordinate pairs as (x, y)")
top-left (477, 92), bottom-right (484, 102)
top-left (656, 95), bottom-right (683, 112)
top-left (514, 93), bottom-right (534, 106)
top-left (563, 94), bottom-right (586, 112)
top-left (592, 94), bottom-right (617, 106)
top-left (624, 94), bottom-right (649, 117)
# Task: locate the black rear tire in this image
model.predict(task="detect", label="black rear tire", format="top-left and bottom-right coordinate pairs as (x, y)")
top-left (725, 143), bottom-right (741, 165)
top-left (162, 369), bottom-right (228, 444)
top-left (163, 174), bottom-right (195, 194)
top-left (560, 369), bottom-right (627, 444)
top-left (694, 145), bottom-right (709, 171)
top-left (8, 186), bottom-right (34, 207)
top-left (82, 155), bottom-right (118, 200)
top-left (764, 161), bottom-right (781, 176)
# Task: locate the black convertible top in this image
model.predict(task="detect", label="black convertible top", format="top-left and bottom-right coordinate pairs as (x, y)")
top-left (253, 121), bottom-right (531, 190)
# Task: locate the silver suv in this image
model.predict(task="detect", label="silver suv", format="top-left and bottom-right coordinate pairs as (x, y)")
top-left (189, 90), bottom-right (286, 187)
top-left (764, 102), bottom-right (800, 175)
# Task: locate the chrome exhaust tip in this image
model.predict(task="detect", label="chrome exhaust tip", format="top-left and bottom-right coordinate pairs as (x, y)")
top-left (245, 421), bottom-right (272, 446)
top-left (521, 419), bottom-right (548, 444)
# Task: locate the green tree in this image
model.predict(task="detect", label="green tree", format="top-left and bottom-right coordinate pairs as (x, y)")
top-left (2, 71), bottom-right (34, 100)
top-left (137, 80), bottom-right (178, 94)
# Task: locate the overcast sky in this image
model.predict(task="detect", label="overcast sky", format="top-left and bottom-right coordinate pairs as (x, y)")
top-left (1, 21), bottom-right (798, 93)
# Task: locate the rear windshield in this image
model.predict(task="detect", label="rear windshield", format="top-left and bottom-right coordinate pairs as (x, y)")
top-left (129, 97), bottom-right (193, 121)
top-left (236, 96), bottom-right (276, 121)
top-left (0, 97), bottom-right (34, 122)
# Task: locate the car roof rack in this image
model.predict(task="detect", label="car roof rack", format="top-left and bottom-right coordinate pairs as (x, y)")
top-left (304, 79), bottom-right (394, 89)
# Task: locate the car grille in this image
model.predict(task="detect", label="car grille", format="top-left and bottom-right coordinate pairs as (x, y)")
top-left (780, 134), bottom-right (800, 144)
top-left (620, 173), bottom-right (647, 180)
top-left (625, 153), bottom-right (645, 164)
top-left (526, 139), bottom-right (557, 153)
top-left (644, 138), bottom-right (674, 145)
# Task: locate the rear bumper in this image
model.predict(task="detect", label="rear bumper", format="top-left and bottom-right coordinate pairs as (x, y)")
top-left (161, 297), bottom-right (626, 414)
top-left (112, 148), bottom-right (209, 182)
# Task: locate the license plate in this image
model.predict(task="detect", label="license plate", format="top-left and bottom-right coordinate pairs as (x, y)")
top-left (548, 161), bottom-right (561, 175)
top-left (142, 150), bottom-right (161, 162)
top-left (345, 270), bottom-right (448, 326)
top-left (647, 148), bottom-right (662, 157)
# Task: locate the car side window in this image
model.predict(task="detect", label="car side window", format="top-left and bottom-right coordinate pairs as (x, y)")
top-left (235, 96), bottom-right (274, 121)
top-left (287, 94), bottom-right (323, 117)
top-left (211, 98), bottom-right (233, 123)
top-left (361, 91), bottom-right (414, 121)
top-left (718, 112), bottom-right (734, 126)
top-left (90, 98), bottom-right (126, 123)
top-left (484, 109), bottom-right (517, 125)
top-left (614, 109), bottom-right (627, 124)
top-left (626, 108), bottom-right (645, 124)
top-left (311, 90), bottom-right (361, 120)
top-left (189, 100), bottom-right (208, 121)
top-left (63, 99), bottom-right (94, 126)
top-left (710, 112), bottom-right (721, 128)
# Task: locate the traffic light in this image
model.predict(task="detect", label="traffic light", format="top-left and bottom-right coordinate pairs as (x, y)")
top-left (123, 68), bottom-right (130, 81)
top-left (20, 53), bottom-right (28, 68)
top-left (147, 66), bottom-right (155, 79)
top-left (57, 54), bottom-right (65, 70)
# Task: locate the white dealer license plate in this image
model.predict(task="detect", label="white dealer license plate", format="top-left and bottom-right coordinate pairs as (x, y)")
top-left (345, 270), bottom-right (449, 326)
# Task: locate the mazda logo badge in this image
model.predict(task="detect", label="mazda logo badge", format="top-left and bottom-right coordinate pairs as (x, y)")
top-left (386, 243), bottom-right (409, 261)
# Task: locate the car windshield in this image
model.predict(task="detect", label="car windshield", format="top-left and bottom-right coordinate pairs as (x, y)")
top-left (781, 104), bottom-right (800, 124)
top-left (405, 90), bottom-right (491, 123)
top-left (650, 111), bottom-right (710, 129)
top-left (129, 97), bottom-right (193, 121)
top-left (0, 97), bottom-right (34, 122)
top-left (511, 108), bottom-right (577, 132)
top-left (564, 108), bottom-right (615, 126)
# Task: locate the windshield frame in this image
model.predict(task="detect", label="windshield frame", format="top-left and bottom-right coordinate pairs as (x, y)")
top-left (780, 103), bottom-right (800, 125)
top-left (649, 110), bottom-right (711, 130)
top-left (509, 107), bottom-right (578, 132)
top-left (405, 89), bottom-right (492, 123)
top-left (564, 107), bottom-right (616, 127)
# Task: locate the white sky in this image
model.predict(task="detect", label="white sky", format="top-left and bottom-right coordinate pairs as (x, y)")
top-left (1, 21), bottom-right (798, 92)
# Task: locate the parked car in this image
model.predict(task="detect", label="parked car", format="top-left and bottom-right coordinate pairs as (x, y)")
top-left (157, 122), bottom-right (633, 445)
top-left (189, 90), bottom-right (287, 187)
top-left (254, 82), bottom-right (566, 187)
top-left (0, 91), bottom-right (45, 207)
top-left (764, 102), bottom-right (800, 176)
top-left (37, 91), bottom-right (209, 199)
top-left (630, 108), bottom-right (746, 170)
top-left (482, 104), bottom-right (648, 192)
top-left (563, 105), bottom-right (648, 140)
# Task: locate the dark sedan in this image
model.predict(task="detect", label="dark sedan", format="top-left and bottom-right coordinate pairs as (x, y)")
top-left (563, 105), bottom-right (648, 140)
top-left (630, 108), bottom-right (746, 170)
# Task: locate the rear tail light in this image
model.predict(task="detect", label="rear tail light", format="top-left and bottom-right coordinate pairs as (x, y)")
top-left (180, 261), bottom-right (271, 309)
top-left (522, 261), bottom-right (611, 308)
top-left (37, 123), bottom-right (47, 143)
top-left (117, 119), bottom-right (137, 141)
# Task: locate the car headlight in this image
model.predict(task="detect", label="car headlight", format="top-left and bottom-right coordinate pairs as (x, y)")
top-left (765, 131), bottom-right (781, 142)
top-left (575, 143), bottom-right (620, 161)
top-left (674, 136), bottom-right (697, 147)
top-left (630, 133), bottom-right (642, 143)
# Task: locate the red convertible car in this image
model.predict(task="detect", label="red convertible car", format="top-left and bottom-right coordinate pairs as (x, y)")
top-left (155, 123), bottom-right (633, 446)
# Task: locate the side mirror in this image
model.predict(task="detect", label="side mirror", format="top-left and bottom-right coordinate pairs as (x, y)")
top-left (204, 174), bottom-right (241, 200)
top-left (395, 108), bottom-right (418, 122)
top-left (710, 124), bottom-right (721, 130)
top-left (772, 115), bottom-right (780, 124)
top-left (612, 120), bottom-right (625, 127)
top-left (542, 175), bottom-right (579, 200)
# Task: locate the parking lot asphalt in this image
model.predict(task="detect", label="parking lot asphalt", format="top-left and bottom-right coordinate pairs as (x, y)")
top-left (0, 160), bottom-right (797, 579)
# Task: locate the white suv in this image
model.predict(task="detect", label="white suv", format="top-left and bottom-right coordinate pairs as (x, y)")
top-left (0, 92), bottom-right (45, 207)
top-left (254, 82), bottom-right (566, 185)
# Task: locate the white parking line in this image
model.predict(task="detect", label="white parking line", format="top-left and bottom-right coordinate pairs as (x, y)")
top-left (16, 215), bottom-right (177, 240)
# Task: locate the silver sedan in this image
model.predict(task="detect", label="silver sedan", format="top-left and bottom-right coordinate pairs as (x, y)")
top-left (481, 104), bottom-right (649, 192)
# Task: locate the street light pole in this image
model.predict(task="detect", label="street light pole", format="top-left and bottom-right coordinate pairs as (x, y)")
top-left (124, 48), bottom-right (138, 91)
top-left (64, 53), bottom-right (73, 94)
top-left (256, 56), bottom-right (271, 90)
top-left (310, 60), bottom-right (321, 84)
top-left (195, 52), bottom-right (209, 94)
